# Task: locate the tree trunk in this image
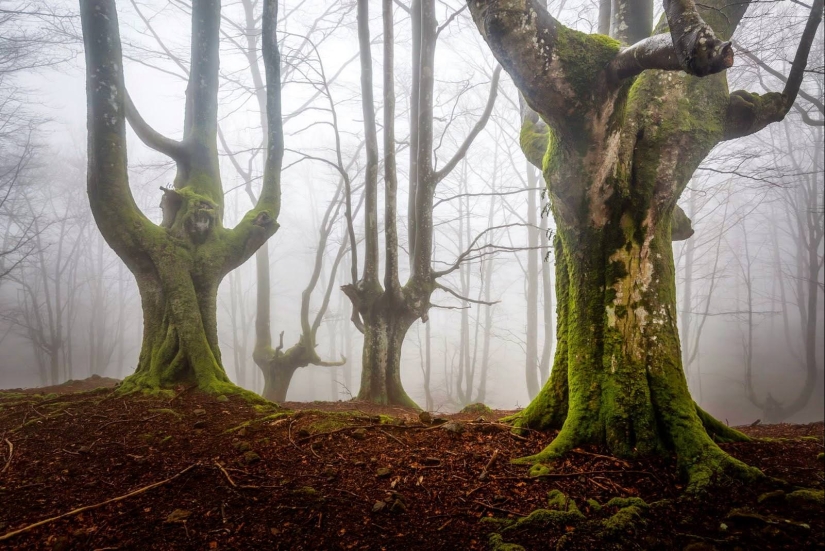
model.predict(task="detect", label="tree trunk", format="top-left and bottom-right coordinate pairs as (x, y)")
top-left (121, 263), bottom-right (234, 393)
top-left (538, 197), bottom-right (554, 384)
top-left (463, 0), bottom-right (819, 488)
top-left (525, 161), bottom-right (541, 398)
top-left (357, 299), bottom-right (418, 408)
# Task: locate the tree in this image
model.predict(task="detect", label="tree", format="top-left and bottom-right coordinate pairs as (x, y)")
top-left (342, 0), bottom-right (501, 407)
top-left (79, 0), bottom-right (284, 394)
top-left (466, 0), bottom-right (822, 489)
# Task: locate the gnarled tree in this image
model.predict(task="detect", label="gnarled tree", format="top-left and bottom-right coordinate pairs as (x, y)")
top-left (80, 0), bottom-right (284, 394)
top-left (466, 0), bottom-right (822, 489)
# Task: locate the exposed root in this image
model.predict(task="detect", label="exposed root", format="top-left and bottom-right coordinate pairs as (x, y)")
top-left (682, 443), bottom-right (763, 494)
top-left (694, 403), bottom-right (750, 443)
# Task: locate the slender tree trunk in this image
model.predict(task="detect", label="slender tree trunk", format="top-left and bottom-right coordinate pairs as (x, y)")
top-left (538, 197), bottom-right (554, 384)
top-left (525, 161), bottom-right (540, 398)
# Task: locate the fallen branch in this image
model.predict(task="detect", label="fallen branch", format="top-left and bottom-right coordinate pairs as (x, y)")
top-left (570, 448), bottom-right (631, 468)
top-left (378, 429), bottom-right (407, 447)
top-left (1, 439), bottom-right (12, 474)
top-left (479, 449), bottom-right (499, 481)
top-left (215, 462), bottom-right (237, 487)
top-left (0, 463), bottom-right (200, 542)
top-left (471, 500), bottom-right (526, 517)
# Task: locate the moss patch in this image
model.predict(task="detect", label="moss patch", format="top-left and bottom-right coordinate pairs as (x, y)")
top-left (460, 403), bottom-right (494, 415)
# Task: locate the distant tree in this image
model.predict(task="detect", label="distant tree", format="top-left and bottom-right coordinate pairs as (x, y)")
top-left (344, 0), bottom-right (501, 407)
top-left (467, 0), bottom-right (822, 489)
top-left (79, 0), bottom-right (284, 394)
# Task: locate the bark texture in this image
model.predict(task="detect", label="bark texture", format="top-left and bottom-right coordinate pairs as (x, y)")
top-left (469, 0), bottom-right (821, 489)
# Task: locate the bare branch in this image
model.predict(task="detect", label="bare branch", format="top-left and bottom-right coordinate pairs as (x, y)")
top-left (124, 91), bottom-right (187, 162)
top-left (433, 66), bottom-right (502, 184)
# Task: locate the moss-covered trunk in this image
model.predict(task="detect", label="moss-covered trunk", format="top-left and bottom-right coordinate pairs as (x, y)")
top-left (119, 248), bottom-right (234, 394)
top-left (357, 304), bottom-right (418, 408)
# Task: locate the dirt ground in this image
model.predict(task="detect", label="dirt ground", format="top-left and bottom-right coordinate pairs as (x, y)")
top-left (0, 378), bottom-right (822, 550)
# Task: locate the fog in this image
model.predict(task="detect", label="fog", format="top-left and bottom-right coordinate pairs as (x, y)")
top-left (0, 0), bottom-right (822, 425)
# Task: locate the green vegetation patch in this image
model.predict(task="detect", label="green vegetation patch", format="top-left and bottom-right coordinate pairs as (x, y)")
top-left (460, 403), bottom-right (494, 415)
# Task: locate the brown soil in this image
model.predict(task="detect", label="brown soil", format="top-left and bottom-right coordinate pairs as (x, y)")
top-left (0, 380), bottom-right (822, 550)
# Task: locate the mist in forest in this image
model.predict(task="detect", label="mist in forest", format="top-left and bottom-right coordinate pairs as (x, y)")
top-left (0, 0), bottom-right (822, 426)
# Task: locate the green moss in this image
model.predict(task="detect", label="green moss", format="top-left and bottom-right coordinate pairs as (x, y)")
top-left (528, 464), bottom-right (553, 477)
top-left (480, 517), bottom-right (516, 528)
top-left (602, 505), bottom-right (644, 534)
top-left (519, 119), bottom-right (553, 169)
top-left (488, 533), bottom-right (525, 551)
top-left (605, 497), bottom-right (648, 510)
top-left (786, 489), bottom-right (824, 505)
top-left (586, 498), bottom-right (602, 512)
top-left (223, 411), bottom-right (291, 434)
top-left (547, 490), bottom-right (584, 517)
top-left (502, 508), bottom-right (584, 533)
top-left (253, 403), bottom-right (279, 414)
top-left (461, 403), bottom-right (494, 415)
top-left (553, 27), bottom-right (621, 108)
top-left (307, 417), bottom-right (350, 433)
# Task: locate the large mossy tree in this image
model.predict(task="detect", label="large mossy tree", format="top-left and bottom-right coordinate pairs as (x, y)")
top-left (80, 0), bottom-right (284, 394)
top-left (466, 0), bottom-right (822, 489)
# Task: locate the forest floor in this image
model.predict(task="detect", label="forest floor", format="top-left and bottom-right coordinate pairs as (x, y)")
top-left (0, 377), bottom-right (822, 550)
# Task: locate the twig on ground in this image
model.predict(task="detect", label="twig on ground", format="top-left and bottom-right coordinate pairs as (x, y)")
top-left (465, 483), bottom-right (488, 497)
top-left (378, 429), bottom-right (407, 447)
top-left (169, 384), bottom-right (198, 404)
top-left (0, 463), bottom-right (200, 542)
top-left (288, 419), bottom-right (303, 454)
top-left (472, 500), bottom-right (526, 517)
top-left (437, 518), bottom-right (453, 531)
top-left (1, 439), bottom-right (12, 474)
top-left (215, 462), bottom-right (237, 487)
top-left (570, 448), bottom-right (630, 467)
top-left (479, 449), bottom-right (499, 481)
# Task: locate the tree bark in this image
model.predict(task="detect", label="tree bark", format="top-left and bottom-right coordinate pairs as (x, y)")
top-left (354, 295), bottom-right (419, 408)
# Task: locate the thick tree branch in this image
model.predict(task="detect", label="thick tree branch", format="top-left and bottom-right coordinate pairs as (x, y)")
top-left (80, 0), bottom-right (158, 270)
top-left (357, 0), bottom-right (380, 285)
top-left (124, 91), bottom-right (188, 162)
top-left (466, 0), bottom-right (561, 122)
top-left (724, 0), bottom-right (823, 139)
top-left (609, 34), bottom-right (683, 79)
top-left (223, 0), bottom-right (283, 271)
top-left (433, 66), bottom-right (502, 184)
top-left (662, 0), bottom-right (734, 76)
top-left (734, 41), bottom-right (824, 113)
top-left (383, 0), bottom-right (402, 295)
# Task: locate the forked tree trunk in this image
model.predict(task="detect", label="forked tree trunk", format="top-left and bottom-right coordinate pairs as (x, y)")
top-left (127, 266), bottom-right (231, 391)
top-left (81, 0), bottom-right (284, 395)
top-left (357, 298), bottom-right (418, 408)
